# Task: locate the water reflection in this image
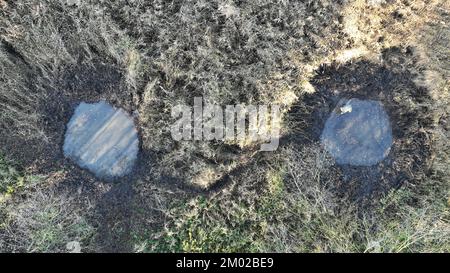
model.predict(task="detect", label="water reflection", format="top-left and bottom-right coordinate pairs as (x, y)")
top-left (63, 102), bottom-right (139, 179)
top-left (320, 98), bottom-right (392, 166)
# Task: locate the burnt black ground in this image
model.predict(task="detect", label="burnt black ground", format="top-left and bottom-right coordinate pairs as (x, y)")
top-left (284, 47), bottom-right (434, 201)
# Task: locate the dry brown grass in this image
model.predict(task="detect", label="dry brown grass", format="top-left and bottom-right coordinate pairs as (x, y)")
top-left (0, 0), bottom-right (448, 252)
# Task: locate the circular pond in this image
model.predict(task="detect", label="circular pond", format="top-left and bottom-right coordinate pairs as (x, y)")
top-left (63, 101), bottom-right (139, 180)
top-left (320, 98), bottom-right (393, 166)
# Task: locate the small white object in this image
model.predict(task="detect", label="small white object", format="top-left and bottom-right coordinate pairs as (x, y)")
top-left (66, 241), bottom-right (81, 253)
top-left (340, 104), bottom-right (352, 114)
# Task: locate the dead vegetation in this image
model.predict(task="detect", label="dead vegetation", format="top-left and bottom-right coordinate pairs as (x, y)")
top-left (0, 186), bottom-right (96, 252)
top-left (0, 0), bottom-right (449, 252)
